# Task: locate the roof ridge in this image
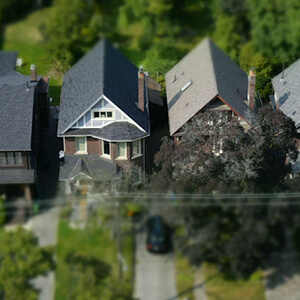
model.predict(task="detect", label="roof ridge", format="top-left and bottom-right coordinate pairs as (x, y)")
top-left (206, 38), bottom-right (219, 96)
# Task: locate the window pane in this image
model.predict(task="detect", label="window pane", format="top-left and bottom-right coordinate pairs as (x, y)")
top-left (0, 153), bottom-right (6, 164)
top-left (107, 112), bottom-right (112, 118)
top-left (117, 143), bottom-right (126, 157)
top-left (100, 112), bottom-right (106, 118)
top-left (93, 111), bottom-right (99, 118)
top-left (104, 141), bottom-right (110, 155)
top-left (7, 152), bottom-right (14, 164)
top-left (133, 140), bottom-right (140, 155)
top-left (76, 137), bottom-right (86, 152)
top-left (15, 152), bottom-right (23, 164)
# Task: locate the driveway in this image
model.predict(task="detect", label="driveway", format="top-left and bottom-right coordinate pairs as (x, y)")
top-left (134, 226), bottom-right (177, 300)
top-left (28, 207), bottom-right (59, 300)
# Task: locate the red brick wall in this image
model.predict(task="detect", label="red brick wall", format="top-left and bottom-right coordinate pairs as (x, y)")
top-left (65, 137), bottom-right (76, 155)
top-left (87, 137), bottom-right (100, 154)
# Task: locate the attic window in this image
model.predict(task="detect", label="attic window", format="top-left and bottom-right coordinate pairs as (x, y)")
top-left (181, 80), bottom-right (193, 92)
top-left (93, 111), bottom-right (113, 119)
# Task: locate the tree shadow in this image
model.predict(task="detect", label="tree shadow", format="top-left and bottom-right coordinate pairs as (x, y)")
top-left (166, 272), bottom-right (220, 300)
top-left (65, 251), bottom-right (112, 283)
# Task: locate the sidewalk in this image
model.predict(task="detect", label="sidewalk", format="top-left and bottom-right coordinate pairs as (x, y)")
top-left (264, 234), bottom-right (300, 300)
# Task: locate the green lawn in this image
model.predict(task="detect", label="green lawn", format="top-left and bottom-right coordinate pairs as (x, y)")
top-left (2, 8), bottom-right (63, 105)
top-left (55, 217), bottom-right (133, 300)
top-left (175, 251), bottom-right (195, 300)
top-left (203, 263), bottom-right (266, 300)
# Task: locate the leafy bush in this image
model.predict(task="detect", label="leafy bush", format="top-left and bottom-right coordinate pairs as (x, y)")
top-left (0, 196), bottom-right (6, 226)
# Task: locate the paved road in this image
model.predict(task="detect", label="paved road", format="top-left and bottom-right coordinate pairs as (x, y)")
top-left (135, 231), bottom-right (177, 300)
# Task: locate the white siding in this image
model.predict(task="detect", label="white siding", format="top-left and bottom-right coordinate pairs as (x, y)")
top-left (71, 98), bottom-right (129, 128)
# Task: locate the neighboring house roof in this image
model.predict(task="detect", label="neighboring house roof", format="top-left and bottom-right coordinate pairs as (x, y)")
top-left (0, 169), bottom-right (35, 184)
top-left (59, 155), bottom-right (117, 181)
top-left (0, 85), bottom-right (35, 151)
top-left (165, 38), bottom-right (253, 135)
top-left (64, 122), bottom-right (148, 141)
top-left (0, 51), bottom-right (17, 76)
top-left (0, 70), bottom-right (40, 88)
top-left (58, 39), bottom-right (149, 135)
top-left (272, 59), bottom-right (300, 129)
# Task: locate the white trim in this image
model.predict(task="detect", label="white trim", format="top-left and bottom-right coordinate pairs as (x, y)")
top-left (91, 109), bottom-right (115, 123)
top-left (75, 136), bottom-right (87, 153)
top-left (59, 134), bottom-right (150, 143)
top-left (62, 95), bottom-right (104, 134)
top-left (116, 142), bottom-right (127, 160)
top-left (132, 139), bottom-right (142, 158)
top-left (102, 95), bottom-right (147, 133)
top-left (64, 94), bottom-right (148, 134)
top-left (63, 137), bottom-right (66, 152)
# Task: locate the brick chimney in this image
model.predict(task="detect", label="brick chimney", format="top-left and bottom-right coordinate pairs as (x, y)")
top-left (30, 65), bottom-right (37, 81)
top-left (138, 66), bottom-right (145, 112)
top-left (247, 67), bottom-right (256, 110)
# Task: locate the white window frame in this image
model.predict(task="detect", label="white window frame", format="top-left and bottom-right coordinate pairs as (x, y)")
top-left (102, 140), bottom-right (111, 158)
top-left (92, 109), bottom-right (114, 120)
top-left (132, 140), bottom-right (142, 158)
top-left (116, 142), bottom-right (127, 160)
top-left (75, 137), bottom-right (87, 154)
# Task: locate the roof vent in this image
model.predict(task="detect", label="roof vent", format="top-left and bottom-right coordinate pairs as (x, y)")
top-left (173, 74), bottom-right (177, 82)
top-left (181, 80), bottom-right (193, 92)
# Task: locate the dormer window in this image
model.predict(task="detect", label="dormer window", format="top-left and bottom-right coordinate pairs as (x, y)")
top-left (93, 110), bottom-right (113, 119)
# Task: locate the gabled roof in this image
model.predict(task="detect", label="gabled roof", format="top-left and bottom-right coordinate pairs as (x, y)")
top-left (59, 155), bottom-right (117, 181)
top-left (165, 38), bottom-right (252, 135)
top-left (0, 85), bottom-right (35, 151)
top-left (58, 39), bottom-right (149, 135)
top-left (272, 59), bottom-right (300, 128)
top-left (0, 51), bottom-right (17, 76)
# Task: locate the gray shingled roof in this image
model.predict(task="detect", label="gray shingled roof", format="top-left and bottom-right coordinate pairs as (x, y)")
top-left (0, 169), bottom-right (35, 184)
top-left (0, 70), bottom-right (40, 88)
top-left (0, 85), bottom-right (35, 151)
top-left (165, 38), bottom-right (253, 135)
top-left (58, 39), bottom-right (149, 135)
top-left (59, 155), bottom-right (117, 181)
top-left (272, 59), bottom-right (300, 128)
top-left (0, 51), bottom-right (17, 76)
top-left (64, 122), bottom-right (148, 141)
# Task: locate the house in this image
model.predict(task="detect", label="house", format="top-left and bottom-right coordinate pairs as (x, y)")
top-left (271, 59), bottom-right (300, 177)
top-left (0, 51), bottom-right (50, 202)
top-left (165, 38), bottom-right (256, 142)
top-left (57, 39), bottom-right (159, 193)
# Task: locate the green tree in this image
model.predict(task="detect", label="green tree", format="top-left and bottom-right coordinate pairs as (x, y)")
top-left (248, 0), bottom-right (300, 61)
top-left (0, 227), bottom-right (54, 300)
top-left (0, 197), bottom-right (5, 226)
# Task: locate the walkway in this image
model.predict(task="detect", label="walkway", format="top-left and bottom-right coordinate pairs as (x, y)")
top-left (29, 207), bottom-right (59, 300)
top-left (264, 234), bottom-right (300, 300)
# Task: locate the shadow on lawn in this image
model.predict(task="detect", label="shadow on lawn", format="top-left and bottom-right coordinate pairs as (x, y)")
top-left (166, 272), bottom-right (220, 300)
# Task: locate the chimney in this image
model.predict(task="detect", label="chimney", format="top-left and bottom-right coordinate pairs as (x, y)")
top-left (138, 65), bottom-right (145, 112)
top-left (247, 67), bottom-right (256, 110)
top-left (30, 65), bottom-right (37, 81)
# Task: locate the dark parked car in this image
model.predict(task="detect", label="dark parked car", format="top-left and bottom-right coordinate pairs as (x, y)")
top-left (146, 215), bottom-right (170, 253)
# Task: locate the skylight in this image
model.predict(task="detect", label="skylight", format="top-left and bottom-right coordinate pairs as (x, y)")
top-left (181, 80), bottom-right (193, 92)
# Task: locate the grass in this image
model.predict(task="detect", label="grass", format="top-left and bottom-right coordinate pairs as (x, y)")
top-left (203, 263), bottom-right (266, 300)
top-left (175, 251), bottom-right (195, 300)
top-left (55, 214), bottom-right (133, 300)
top-left (2, 8), bottom-right (63, 105)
